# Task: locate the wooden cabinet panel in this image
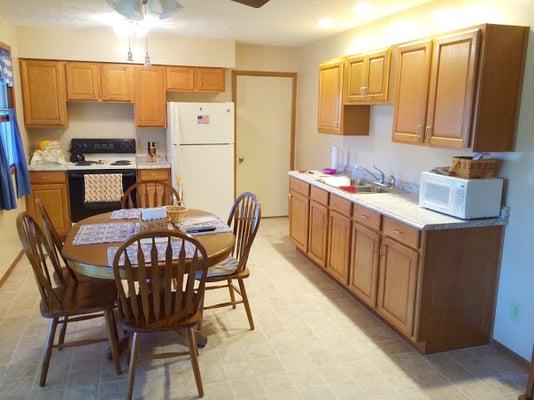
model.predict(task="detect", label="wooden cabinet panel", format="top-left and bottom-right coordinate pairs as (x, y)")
top-left (377, 237), bottom-right (419, 337)
top-left (349, 223), bottom-right (380, 307)
top-left (138, 168), bottom-right (170, 183)
top-left (366, 50), bottom-right (390, 102)
top-left (26, 181), bottom-right (71, 238)
top-left (392, 40), bottom-right (433, 144)
top-left (327, 210), bottom-right (351, 284)
top-left (289, 177), bottom-right (310, 197)
top-left (30, 171), bottom-right (66, 185)
top-left (330, 194), bottom-right (351, 217)
top-left (20, 60), bottom-right (68, 127)
top-left (383, 217), bottom-right (420, 249)
top-left (345, 55), bottom-right (366, 103)
top-left (310, 186), bottom-right (329, 206)
top-left (425, 29), bottom-right (480, 148)
top-left (65, 62), bottom-right (100, 101)
top-left (318, 59), bottom-right (343, 134)
top-left (308, 200), bottom-right (328, 268)
top-left (352, 203), bottom-right (381, 231)
top-left (196, 68), bottom-right (225, 92)
top-left (289, 190), bottom-right (309, 252)
top-left (134, 66), bottom-right (166, 128)
top-left (101, 64), bottom-right (133, 102)
top-left (166, 66), bottom-right (196, 91)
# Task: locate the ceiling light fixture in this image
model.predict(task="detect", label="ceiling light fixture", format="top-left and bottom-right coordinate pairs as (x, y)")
top-left (352, 1), bottom-right (373, 15)
top-left (318, 18), bottom-right (334, 29)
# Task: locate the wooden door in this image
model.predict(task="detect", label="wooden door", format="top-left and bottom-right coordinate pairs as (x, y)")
top-left (289, 191), bottom-right (309, 252)
top-left (20, 60), bottom-right (68, 127)
top-left (26, 184), bottom-right (71, 238)
top-left (344, 55), bottom-right (366, 103)
top-left (308, 200), bottom-right (328, 268)
top-left (425, 29), bottom-right (480, 148)
top-left (133, 66), bottom-right (166, 128)
top-left (195, 68), bottom-right (225, 92)
top-left (377, 237), bottom-right (419, 337)
top-left (166, 66), bottom-right (196, 91)
top-left (326, 210), bottom-right (351, 284)
top-left (348, 223), bottom-right (380, 307)
top-left (366, 50), bottom-right (390, 102)
top-left (392, 40), bottom-right (433, 144)
top-left (318, 59), bottom-right (343, 134)
top-left (101, 64), bottom-right (133, 102)
top-left (65, 62), bottom-right (101, 101)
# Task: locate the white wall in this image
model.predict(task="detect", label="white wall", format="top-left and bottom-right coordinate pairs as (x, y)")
top-left (296, 0), bottom-right (534, 359)
top-left (235, 43), bottom-right (300, 72)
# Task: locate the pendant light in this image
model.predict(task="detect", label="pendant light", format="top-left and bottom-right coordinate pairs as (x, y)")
top-left (144, 36), bottom-right (151, 67)
top-left (127, 36), bottom-right (134, 61)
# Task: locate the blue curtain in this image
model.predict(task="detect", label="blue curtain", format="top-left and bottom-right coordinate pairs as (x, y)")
top-left (9, 109), bottom-right (31, 197)
top-left (0, 125), bottom-right (16, 210)
top-left (0, 49), bottom-right (14, 87)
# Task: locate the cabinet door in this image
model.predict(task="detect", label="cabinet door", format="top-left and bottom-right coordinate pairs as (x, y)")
top-left (377, 237), bottom-right (419, 337)
top-left (308, 200), bottom-right (328, 268)
top-left (166, 66), bottom-right (196, 91)
top-left (101, 64), bottom-right (133, 102)
top-left (20, 60), bottom-right (68, 127)
top-left (289, 191), bottom-right (309, 252)
top-left (348, 223), bottom-right (380, 307)
top-left (344, 55), bottom-right (366, 103)
top-left (134, 66), bottom-right (166, 128)
top-left (366, 50), bottom-right (390, 102)
top-left (392, 40), bottom-right (433, 144)
top-left (425, 29), bottom-right (480, 148)
top-left (327, 210), bottom-right (351, 284)
top-left (26, 184), bottom-right (71, 238)
top-left (195, 68), bottom-right (225, 92)
top-left (65, 62), bottom-right (101, 101)
top-left (318, 59), bottom-right (343, 134)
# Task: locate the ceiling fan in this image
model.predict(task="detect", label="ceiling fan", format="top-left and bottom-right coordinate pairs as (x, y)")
top-left (106, 0), bottom-right (271, 20)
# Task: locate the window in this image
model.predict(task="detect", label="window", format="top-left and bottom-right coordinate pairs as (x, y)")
top-left (0, 78), bottom-right (16, 167)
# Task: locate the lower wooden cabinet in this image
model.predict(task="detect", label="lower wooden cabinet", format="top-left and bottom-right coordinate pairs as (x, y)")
top-left (326, 210), bottom-right (351, 283)
top-left (308, 200), bottom-right (328, 268)
top-left (348, 223), bottom-right (380, 307)
top-left (289, 190), bottom-right (309, 252)
top-left (376, 237), bottom-right (419, 337)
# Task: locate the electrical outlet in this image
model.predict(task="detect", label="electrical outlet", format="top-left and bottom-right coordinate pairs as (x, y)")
top-left (510, 301), bottom-right (522, 323)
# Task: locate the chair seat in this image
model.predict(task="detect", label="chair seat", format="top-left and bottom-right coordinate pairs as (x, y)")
top-left (205, 266), bottom-right (250, 283)
top-left (53, 266), bottom-right (93, 286)
top-left (196, 257), bottom-right (239, 280)
top-left (40, 279), bottom-right (117, 318)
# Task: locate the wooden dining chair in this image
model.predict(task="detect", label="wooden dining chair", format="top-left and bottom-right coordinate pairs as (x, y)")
top-left (111, 231), bottom-right (209, 399)
top-left (200, 192), bottom-right (261, 330)
top-left (121, 180), bottom-right (181, 209)
top-left (16, 213), bottom-right (122, 387)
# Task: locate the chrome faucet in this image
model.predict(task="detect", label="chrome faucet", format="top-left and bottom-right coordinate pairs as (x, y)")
top-left (354, 164), bottom-right (396, 188)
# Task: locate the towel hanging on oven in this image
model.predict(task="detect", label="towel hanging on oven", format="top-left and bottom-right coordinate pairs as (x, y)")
top-left (84, 173), bottom-right (123, 203)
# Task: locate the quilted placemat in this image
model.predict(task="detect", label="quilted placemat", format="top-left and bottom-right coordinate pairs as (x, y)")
top-left (73, 223), bottom-right (140, 246)
top-left (175, 216), bottom-right (232, 236)
top-left (111, 209), bottom-right (142, 220)
top-left (107, 238), bottom-right (197, 267)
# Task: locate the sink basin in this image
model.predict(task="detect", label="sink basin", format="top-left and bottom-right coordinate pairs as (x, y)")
top-left (338, 185), bottom-right (387, 194)
top-left (317, 176), bottom-right (389, 194)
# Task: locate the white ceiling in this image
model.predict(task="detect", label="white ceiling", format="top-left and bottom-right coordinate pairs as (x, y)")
top-left (0, 0), bottom-right (431, 46)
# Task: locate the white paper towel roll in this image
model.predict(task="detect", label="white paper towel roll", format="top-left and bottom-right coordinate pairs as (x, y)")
top-left (330, 146), bottom-right (339, 170)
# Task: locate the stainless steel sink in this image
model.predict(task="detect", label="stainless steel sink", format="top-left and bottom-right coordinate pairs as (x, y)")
top-left (317, 176), bottom-right (390, 194)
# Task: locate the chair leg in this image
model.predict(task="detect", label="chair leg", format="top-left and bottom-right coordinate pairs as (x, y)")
top-left (186, 327), bottom-right (204, 398)
top-left (39, 317), bottom-right (58, 387)
top-left (58, 316), bottom-right (67, 351)
top-left (126, 332), bottom-right (140, 400)
top-left (228, 279), bottom-right (236, 309)
top-left (238, 279), bottom-right (254, 330)
top-left (104, 309), bottom-right (122, 375)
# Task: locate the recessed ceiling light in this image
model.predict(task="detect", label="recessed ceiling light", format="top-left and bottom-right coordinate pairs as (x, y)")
top-left (318, 18), bottom-right (334, 29)
top-left (352, 1), bottom-right (373, 15)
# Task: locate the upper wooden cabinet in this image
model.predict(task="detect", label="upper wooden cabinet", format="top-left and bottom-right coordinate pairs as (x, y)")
top-left (165, 66), bottom-right (225, 92)
top-left (133, 65), bottom-right (166, 128)
top-left (392, 24), bottom-right (529, 151)
top-left (345, 49), bottom-right (391, 103)
top-left (101, 64), bottom-right (133, 102)
top-left (318, 58), bottom-right (370, 135)
top-left (20, 60), bottom-right (68, 127)
top-left (65, 62), bottom-right (101, 101)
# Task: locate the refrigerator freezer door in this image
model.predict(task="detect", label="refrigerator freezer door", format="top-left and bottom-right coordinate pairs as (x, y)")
top-left (170, 102), bottom-right (234, 145)
top-left (173, 144), bottom-right (234, 219)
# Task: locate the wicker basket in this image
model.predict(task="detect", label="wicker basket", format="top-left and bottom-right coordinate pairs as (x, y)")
top-left (166, 205), bottom-right (188, 223)
top-left (449, 156), bottom-right (500, 179)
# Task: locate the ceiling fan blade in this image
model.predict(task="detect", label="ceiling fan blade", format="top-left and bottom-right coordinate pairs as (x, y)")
top-left (230, 0), bottom-right (270, 8)
top-left (148, 0), bottom-right (183, 19)
top-left (106, 0), bottom-right (144, 20)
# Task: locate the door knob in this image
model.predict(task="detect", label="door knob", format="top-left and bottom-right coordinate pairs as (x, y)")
top-left (238, 157), bottom-right (244, 163)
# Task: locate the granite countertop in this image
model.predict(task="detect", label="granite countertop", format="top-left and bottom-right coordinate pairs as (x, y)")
top-left (289, 171), bottom-right (508, 231)
top-left (136, 155), bottom-right (171, 170)
top-left (28, 163), bottom-right (69, 171)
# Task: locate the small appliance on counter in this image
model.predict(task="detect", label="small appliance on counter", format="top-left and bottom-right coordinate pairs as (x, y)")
top-left (419, 171), bottom-right (503, 219)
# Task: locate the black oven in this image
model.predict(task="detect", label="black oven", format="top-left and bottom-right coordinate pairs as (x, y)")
top-left (68, 169), bottom-right (137, 222)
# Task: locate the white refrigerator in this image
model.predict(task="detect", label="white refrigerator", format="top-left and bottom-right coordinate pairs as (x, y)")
top-left (167, 102), bottom-right (235, 219)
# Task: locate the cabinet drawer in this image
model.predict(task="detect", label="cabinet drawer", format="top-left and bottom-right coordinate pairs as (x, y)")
top-left (289, 177), bottom-right (310, 196)
top-left (30, 171), bottom-right (66, 184)
top-left (383, 217), bottom-right (420, 249)
top-left (138, 169), bottom-right (170, 182)
top-left (352, 204), bottom-right (381, 231)
top-left (310, 186), bottom-right (329, 205)
top-left (329, 194), bottom-right (352, 217)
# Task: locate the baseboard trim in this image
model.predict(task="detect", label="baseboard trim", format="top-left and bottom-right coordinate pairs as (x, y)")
top-left (492, 338), bottom-right (530, 368)
top-left (0, 250), bottom-right (23, 289)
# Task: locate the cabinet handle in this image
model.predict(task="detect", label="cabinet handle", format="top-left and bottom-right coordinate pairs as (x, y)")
top-left (359, 87), bottom-right (364, 96)
top-left (393, 228), bottom-right (403, 235)
top-left (425, 125), bottom-right (433, 135)
top-left (360, 214), bottom-right (369, 219)
top-left (416, 124), bottom-right (423, 138)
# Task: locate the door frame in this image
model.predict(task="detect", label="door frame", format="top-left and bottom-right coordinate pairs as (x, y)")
top-left (232, 70), bottom-right (298, 199)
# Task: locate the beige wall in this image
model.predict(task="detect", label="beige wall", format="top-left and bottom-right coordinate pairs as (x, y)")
top-left (235, 43), bottom-right (299, 72)
top-left (0, 14), bottom-right (29, 278)
top-left (296, 0), bottom-right (534, 359)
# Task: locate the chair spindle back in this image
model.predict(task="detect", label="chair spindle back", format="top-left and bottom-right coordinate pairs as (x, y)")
top-left (121, 181), bottom-right (181, 209)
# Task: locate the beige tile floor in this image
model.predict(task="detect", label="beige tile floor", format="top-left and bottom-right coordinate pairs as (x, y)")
top-left (0, 217), bottom-right (528, 399)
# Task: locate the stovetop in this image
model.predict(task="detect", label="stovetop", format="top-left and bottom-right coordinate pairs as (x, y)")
top-left (67, 154), bottom-right (137, 171)
top-left (68, 138), bottom-right (137, 171)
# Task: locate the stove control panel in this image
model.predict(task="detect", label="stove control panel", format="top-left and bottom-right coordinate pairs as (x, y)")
top-left (70, 138), bottom-right (136, 154)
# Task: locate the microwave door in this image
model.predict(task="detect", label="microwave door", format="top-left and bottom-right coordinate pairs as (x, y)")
top-left (423, 180), bottom-right (454, 213)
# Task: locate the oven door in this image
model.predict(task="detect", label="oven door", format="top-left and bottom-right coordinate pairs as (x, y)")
top-left (68, 169), bottom-right (137, 222)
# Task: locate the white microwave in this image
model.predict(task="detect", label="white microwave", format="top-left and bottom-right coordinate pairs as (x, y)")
top-left (419, 172), bottom-right (503, 219)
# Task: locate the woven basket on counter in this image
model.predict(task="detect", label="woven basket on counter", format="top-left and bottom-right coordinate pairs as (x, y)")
top-left (449, 156), bottom-right (500, 179)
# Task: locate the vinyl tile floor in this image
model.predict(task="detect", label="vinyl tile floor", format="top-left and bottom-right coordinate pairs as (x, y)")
top-left (0, 218), bottom-right (528, 399)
